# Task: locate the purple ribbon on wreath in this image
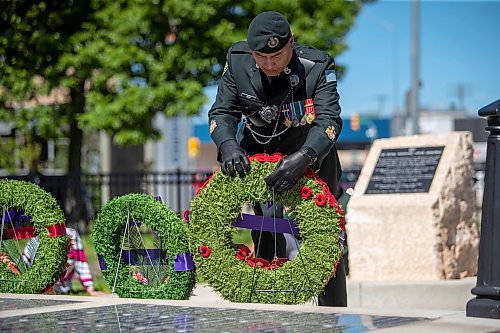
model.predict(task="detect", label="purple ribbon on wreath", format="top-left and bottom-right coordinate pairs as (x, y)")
top-left (97, 251), bottom-right (194, 272)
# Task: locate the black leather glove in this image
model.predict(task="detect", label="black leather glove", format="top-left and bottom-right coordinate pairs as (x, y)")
top-left (220, 140), bottom-right (251, 177)
top-left (265, 148), bottom-right (315, 195)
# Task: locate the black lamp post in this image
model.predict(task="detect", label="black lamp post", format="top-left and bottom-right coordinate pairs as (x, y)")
top-left (466, 99), bottom-right (500, 319)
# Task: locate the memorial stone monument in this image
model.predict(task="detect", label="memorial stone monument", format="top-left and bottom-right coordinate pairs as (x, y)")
top-left (347, 132), bottom-right (479, 280)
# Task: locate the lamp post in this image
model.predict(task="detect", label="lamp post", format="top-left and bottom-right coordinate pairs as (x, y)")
top-left (410, 0), bottom-right (420, 135)
top-left (466, 99), bottom-right (500, 319)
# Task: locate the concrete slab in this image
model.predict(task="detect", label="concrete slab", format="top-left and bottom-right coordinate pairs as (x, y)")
top-left (1, 287), bottom-right (499, 333)
top-left (347, 277), bottom-right (476, 310)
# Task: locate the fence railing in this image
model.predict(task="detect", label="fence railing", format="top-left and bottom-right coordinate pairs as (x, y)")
top-left (3, 170), bottom-right (213, 232)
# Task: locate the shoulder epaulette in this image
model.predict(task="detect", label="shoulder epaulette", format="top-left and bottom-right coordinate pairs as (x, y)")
top-left (229, 41), bottom-right (252, 54)
top-left (295, 45), bottom-right (330, 63)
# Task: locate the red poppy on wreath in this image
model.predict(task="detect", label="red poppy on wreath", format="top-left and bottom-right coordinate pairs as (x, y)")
top-left (314, 177), bottom-right (328, 187)
top-left (254, 154), bottom-right (268, 163)
top-left (254, 258), bottom-right (270, 268)
top-left (334, 259), bottom-right (341, 271)
top-left (268, 153), bottom-right (283, 163)
top-left (236, 250), bottom-right (246, 261)
top-left (339, 217), bottom-right (346, 230)
top-left (247, 257), bottom-right (270, 268)
top-left (327, 194), bottom-right (337, 207)
top-left (301, 186), bottom-right (312, 199)
top-left (183, 210), bottom-right (190, 222)
top-left (335, 203), bottom-right (344, 216)
top-left (305, 167), bottom-right (316, 178)
top-left (271, 257), bottom-right (289, 268)
top-left (322, 186), bottom-right (331, 196)
top-left (235, 244), bottom-right (250, 261)
top-left (315, 193), bottom-right (327, 206)
top-left (200, 245), bottom-right (211, 258)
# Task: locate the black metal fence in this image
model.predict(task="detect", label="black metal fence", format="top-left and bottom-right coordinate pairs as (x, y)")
top-left (3, 170), bottom-right (213, 232)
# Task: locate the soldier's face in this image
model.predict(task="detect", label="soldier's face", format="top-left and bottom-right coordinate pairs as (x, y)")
top-left (252, 37), bottom-right (294, 77)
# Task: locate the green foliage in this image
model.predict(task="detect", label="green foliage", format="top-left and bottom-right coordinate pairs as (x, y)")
top-left (189, 155), bottom-right (343, 304)
top-left (0, 138), bottom-right (17, 172)
top-left (0, 180), bottom-right (69, 293)
top-left (92, 193), bottom-right (195, 299)
top-left (0, 0), bottom-right (365, 169)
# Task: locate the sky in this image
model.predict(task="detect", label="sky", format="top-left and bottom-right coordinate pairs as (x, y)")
top-left (197, 0), bottom-right (500, 123)
top-left (336, 0), bottom-right (500, 117)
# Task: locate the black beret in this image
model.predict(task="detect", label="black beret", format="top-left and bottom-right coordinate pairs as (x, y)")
top-left (247, 11), bottom-right (291, 53)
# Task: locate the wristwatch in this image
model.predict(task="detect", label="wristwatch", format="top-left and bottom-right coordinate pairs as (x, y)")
top-left (304, 147), bottom-right (318, 165)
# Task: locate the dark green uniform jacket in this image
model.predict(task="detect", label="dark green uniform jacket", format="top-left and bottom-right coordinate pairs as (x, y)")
top-left (209, 41), bottom-right (343, 194)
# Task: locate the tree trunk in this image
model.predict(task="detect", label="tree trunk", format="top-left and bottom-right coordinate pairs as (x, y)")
top-left (65, 79), bottom-right (87, 231)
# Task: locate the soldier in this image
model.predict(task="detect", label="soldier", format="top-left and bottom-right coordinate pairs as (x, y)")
top-left (208, 11), bottom-right (346, 306)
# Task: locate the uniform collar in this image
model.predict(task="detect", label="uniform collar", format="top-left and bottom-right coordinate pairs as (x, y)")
top-left (250, 52), bottom-right (305, 102)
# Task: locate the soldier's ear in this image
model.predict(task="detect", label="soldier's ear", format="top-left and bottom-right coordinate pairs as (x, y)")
top-left (290, 34), bottom-right (295, 48)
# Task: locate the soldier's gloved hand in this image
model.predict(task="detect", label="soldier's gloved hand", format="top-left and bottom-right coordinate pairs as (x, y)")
top-left (265, 149), bottom-right (314, 195)
top-left (220, 140), bottom-right (251, 177)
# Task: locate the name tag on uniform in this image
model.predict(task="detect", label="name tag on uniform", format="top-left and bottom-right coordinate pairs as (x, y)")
top-left (325, 70), bottom-right (337, 82)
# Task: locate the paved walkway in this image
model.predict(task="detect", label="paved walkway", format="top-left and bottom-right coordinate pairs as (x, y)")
top-left (1, 281), bottom-right (499, 332)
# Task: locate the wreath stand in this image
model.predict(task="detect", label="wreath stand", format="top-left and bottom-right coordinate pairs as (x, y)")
top-left (189, 153), bottom-right (345, 304)
top-left (92, 193), bottom-right (195, 299)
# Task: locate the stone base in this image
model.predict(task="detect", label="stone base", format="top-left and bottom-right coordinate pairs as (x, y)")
top-left (347, 132), bottom-right (479, 281)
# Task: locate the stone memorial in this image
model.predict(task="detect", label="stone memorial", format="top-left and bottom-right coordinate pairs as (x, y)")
top-left (346, 132), bottom-right (479, 280)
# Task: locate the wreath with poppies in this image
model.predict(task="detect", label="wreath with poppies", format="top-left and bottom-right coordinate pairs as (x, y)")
top-left (92, 193), bottom-right (195, 299)
top-left (0, 179), bottom-right (69, 293)
top-left (189, 153), bottom-right (345, 304)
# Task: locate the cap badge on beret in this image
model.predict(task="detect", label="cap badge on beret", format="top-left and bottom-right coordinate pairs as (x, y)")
top-left (267, 37), bottom-right (279, 48)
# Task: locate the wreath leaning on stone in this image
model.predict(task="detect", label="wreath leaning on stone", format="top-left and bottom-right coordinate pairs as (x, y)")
top-left (92, 193), bottom-right (196, 299)
top-left (189, 153), bottom-right (345, 304)
top-left (0, 179), bottom-right (69, 293)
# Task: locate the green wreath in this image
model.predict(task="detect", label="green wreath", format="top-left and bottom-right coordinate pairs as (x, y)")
top-left (0, 179), bottom-right (69, 293)
top-left (189, 153), bottom-right (344, 304)
top-left (92, 193), bottom-right (195, 299)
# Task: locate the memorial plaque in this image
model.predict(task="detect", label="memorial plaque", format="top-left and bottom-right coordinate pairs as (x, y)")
top-left (365, 146), bottom-right (444, 194)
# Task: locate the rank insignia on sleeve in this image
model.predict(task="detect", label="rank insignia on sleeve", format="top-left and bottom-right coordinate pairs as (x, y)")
top-left (222, 62), bottom-right (228, 76)
top-left (325, 70), bottom-right (337, 82)
top-left (325, 126), bottom-right (335, 141)
top-left (209, 120), bottom-right (217, 135)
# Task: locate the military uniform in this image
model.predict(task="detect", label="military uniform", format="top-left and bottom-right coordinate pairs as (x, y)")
top-left (208, 11), bottom-right (346, 306)
top-left (210, 42), bottom-right (342, 173)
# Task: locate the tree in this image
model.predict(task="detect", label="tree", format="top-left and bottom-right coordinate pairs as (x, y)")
top-left (75, 0), bottom-right (365, 146)
top-left (1, 0), bottom-right (366, 172)
top-left (0, 1), bottom-right (93, 173)
top-left (1, 0), bottom-right (367, 223)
